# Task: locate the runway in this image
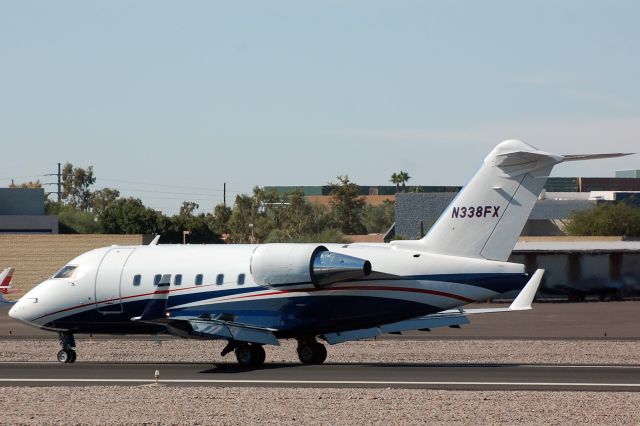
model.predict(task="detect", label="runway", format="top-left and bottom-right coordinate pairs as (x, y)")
top-left (2, 362), bottom-right (640, 391)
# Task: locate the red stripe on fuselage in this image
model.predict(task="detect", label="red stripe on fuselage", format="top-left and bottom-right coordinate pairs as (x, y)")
top-left (217, 285), bottom-right (475, 304)
top-left (33, 283), bottom-right (475, 321)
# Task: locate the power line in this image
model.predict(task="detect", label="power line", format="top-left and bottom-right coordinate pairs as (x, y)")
top-left (110, 186), bottom-right (243, 197)
top-left (1, 174), bottom-right (47, 181)
top-left (98, 177), bottom-right (244, 193)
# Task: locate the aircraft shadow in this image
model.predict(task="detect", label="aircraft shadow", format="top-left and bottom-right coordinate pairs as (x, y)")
top-left (198, 361), bottom-right (524, 374)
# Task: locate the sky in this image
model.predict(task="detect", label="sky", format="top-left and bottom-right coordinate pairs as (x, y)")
top-left (1, 1), bottom-right (639, 214)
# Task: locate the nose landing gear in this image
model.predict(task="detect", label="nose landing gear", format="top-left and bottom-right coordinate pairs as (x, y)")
top-left (57, 332), bottom-right (77, 364)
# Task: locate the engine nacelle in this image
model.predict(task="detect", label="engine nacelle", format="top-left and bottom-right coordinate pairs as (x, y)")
top-left (250, 243), bottom-right (372, 288)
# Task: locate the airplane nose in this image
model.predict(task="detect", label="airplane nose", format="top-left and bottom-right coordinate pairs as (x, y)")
top-left (9, 298), bottom-right (28, 323)
top-left (9, 299), bottom-right (24, 321)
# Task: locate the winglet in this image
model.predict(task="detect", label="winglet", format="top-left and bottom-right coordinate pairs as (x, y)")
top-left (132, 274), bottom-right (171, 321)
top-left (509, 269), bottom-right (544, 311)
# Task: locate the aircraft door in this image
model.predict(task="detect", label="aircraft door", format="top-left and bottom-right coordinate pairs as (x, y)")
top-left (95, 248), bottom-right (135, 314)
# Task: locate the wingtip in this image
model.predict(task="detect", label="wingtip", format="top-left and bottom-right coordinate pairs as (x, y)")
top-left (509, 269), bottom-right (544, 311)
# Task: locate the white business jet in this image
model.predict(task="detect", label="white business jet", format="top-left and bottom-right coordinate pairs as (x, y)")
top-left (8, 140), bottom-right (630, 366)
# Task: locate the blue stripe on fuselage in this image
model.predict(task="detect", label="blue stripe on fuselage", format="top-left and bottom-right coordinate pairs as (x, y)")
top-left (166, 272), bottom-right (527, 308)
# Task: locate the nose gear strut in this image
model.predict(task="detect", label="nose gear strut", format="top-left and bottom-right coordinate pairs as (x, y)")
top-left (57, 331), bottom-right (77, 363)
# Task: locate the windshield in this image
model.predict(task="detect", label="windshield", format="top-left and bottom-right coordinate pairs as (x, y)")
top-left (53, 265), bottom-right (78, 279)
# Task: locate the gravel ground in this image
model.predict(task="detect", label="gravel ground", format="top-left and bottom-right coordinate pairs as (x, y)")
top-left (1, 386), bottom-right (639, 425)
top-left (2, 338), bottom-right (640, 424)
top-left (1, 338), bottom-right (640, 365)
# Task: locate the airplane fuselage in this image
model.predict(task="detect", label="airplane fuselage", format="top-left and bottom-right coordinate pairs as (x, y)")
top-left (11, 243), bottom-right (527, 337)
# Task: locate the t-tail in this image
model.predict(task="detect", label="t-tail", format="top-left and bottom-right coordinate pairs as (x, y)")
top-left (0, 267), bottom-right (18, 304)
top-left (399, 140), bottom-right (632, 261)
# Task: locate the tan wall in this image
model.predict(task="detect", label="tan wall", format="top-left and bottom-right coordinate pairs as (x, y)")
top-left (0, 234), bottom-right (148, 299)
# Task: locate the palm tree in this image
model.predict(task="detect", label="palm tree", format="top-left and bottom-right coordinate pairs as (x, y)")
top-left (398, 171), bottom-right (411, 191)
top-left (390, 172), bottom-right (402, 193)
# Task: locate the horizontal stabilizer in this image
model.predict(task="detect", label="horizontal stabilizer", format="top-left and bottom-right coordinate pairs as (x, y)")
top-left (562, 153), bottom-right (634, 162)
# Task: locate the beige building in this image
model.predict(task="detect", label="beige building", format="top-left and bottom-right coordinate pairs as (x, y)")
top-left (0, 234), bottom-right (151, 299)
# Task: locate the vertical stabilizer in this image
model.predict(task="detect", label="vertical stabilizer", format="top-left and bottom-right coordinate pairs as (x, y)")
top-left (416, 140), bottom-right (564, 261)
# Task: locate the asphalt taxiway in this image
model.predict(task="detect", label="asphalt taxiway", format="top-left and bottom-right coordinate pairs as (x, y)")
top-left (2, 362), bottom-right (640, 391)
top-left (3, 302), bottom-right (640, 392)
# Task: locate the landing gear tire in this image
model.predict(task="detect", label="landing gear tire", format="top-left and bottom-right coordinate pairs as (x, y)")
top-left (57, 349), bottom-right (76, 364)
top-left (297, 342), bottom-right (327, 365)
top-left (252, 344), bottom-right (266, 366)
top-left (234, 343), bottom-right (266, 367)
top-left (57, 332), bottom-right (77, 364)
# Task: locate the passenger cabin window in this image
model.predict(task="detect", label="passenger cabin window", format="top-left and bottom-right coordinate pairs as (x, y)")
top-left (174, 274), bottom-right (182, 286)
top-left (237, 273), bottom-right (245, 285)
top-left (133, 275), bottom-right (141, 286)
top-left (154, 274), bottom-right (161, 286)
top-left (216, 274), bottom-right (224, 285)
top-left (195, 274), bottom-right (203, 285)
top-left (53, 265), bottom-right (78, 279)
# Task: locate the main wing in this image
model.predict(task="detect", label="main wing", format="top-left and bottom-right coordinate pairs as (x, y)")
top-left (322, 269), bottom-right (544, 344)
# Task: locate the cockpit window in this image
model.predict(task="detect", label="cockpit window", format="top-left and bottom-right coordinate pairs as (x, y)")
top-left (53, 265), bottom-right (78, 279)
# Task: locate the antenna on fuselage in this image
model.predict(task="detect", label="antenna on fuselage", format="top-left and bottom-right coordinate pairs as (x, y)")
top-left (149, 235), bottom-right (160, 246)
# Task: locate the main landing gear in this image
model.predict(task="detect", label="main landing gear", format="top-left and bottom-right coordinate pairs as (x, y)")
top-left (221, 341), bottom-right (266, 367)
top-left (57, 332), bottom-right (77, 364)
top-left (296, 339), bottom-right (327, 365)
top-left (220, 338), bottom-right (328, 367)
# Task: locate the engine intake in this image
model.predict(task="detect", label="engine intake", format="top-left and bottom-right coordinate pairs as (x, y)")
top-left (250, 244), bottom-right (372, 289)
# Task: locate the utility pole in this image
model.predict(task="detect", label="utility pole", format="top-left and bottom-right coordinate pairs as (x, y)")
top-left (44, 162), bottom-right (63, 203)
top-left (57, 162), bottom-right (61, 203)
top-left (223, 182), bottom-right (226, 207)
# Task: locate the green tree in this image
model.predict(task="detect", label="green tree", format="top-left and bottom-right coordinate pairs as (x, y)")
top-left (328, 175), bottom-right (366, 235)
top-left (159, 201), bottom-right (222, 244)
top-left (390, 172), bottom-right (402, 193)
top-left (90, 188), bottom-right (120, 214)
top-left (398, 171), bottom-right (411, 191)
top-left (390, 171), bottom-right (411, 193)
top-left (54, 204), bottom-right (100, 234)
top-left (266, 191), bottom-right (333, 241)
top-left (61, 163), bottom-right (96, 211)
top-left (361, 200), bottom-right (395, 233)
top-left (226, 194), bottom-right (257, 243)
top-left (9, 180), bottom-right (42, 188)
top-left (565, 203), bottom-right (640, 237)
top-left (212, 203), bottom-right (232, 236)
top-left (97, 197), bottom-right (161, 234)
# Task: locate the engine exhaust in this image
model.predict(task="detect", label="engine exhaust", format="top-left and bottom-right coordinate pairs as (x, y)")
top-left (310, 249), bottom-right (372, 288)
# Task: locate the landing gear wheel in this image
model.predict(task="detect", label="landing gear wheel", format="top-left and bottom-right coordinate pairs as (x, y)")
top-left (57, 332), bottom-right (77, 364)
top-left (297, 342), bottom-right (327, 365)
top-left (57, 349), bottom-right (74, 363)
top-left (252, 344), bottom-right (266, 366)
top-left (234, 344), bottom-right (266, 367)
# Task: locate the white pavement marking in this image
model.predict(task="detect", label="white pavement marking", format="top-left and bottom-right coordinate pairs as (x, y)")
top-left (2, 378), bottom-right (640, 388)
